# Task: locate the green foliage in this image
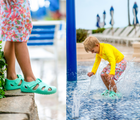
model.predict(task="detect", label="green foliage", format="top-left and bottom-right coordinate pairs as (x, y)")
top-left (92, 28), bottom-right (105, 34)
top-left (76, 29), bottom-right (89, 43)
top-left (0, 43), bottom-right (7, 99)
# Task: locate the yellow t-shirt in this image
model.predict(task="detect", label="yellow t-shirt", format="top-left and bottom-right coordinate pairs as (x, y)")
top-left (91, 43), bottom-right (124, 75)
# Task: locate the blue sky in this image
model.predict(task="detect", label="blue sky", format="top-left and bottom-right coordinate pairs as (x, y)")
top-left (75, 0), bottom-right (140, 30)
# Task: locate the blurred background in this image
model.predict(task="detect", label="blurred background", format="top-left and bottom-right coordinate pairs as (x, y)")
top-left (29, 0), bottom-right (66, 21)
top-left (75, 0), bottom-right (140, 29)
top-left (76, 0), bottom-right (140, 62)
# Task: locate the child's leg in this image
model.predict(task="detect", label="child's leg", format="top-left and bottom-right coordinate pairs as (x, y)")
top-left (108, 59), bottom-right (127, 93)
top-left (101, 74), bottom-right (117, 93)
top-left (101, 75), bottom-right (109, 90)
top-left (4, 41), bottom-right (17, 80)
top-left (108, 78), bottom-right (117, 93)
top-left (14, 42), bottom-right (51, 91)
top-left (14, 42), bottom-right (35, 82)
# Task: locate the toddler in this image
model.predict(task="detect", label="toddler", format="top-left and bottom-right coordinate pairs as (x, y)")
top-left (83, 36), bottom-right (127, 98)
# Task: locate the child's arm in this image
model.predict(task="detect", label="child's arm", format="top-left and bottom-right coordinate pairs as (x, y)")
top-left (87, 54), bottom-right (101, 77)
top-left (91, 54), bottom-right (101, 74)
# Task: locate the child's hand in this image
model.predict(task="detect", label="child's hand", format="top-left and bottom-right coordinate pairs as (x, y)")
top-left (87, 72), bottom-right (94, 77)
top-left (3, 0), bottom-right (17, 5)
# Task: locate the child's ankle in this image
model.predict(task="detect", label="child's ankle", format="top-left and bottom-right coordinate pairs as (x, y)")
top-left (7, 74), bottom-right (17, 80)
top-left (24, 76), bottom-right (36, 82)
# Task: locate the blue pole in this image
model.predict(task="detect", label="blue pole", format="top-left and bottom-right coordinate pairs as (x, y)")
top-left (66, 0), bottom-right (77, 81)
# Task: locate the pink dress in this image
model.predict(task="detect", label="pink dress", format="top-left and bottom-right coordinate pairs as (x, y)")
top-left (0, 0), bottom-right (33, 42)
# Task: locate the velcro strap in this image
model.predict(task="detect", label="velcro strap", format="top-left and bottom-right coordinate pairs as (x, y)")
top-left (14, 78), bottom-right (24, 85)
top-left (26, 79), bottom-right (42, 88)
top-left (14, 81), bottom-right (20, 85)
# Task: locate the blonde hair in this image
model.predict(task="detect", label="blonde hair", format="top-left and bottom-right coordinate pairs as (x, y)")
top-left (83, 36), bottom-right (100, 52)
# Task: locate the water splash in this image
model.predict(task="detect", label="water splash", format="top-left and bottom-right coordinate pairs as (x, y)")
top-left (87, 58), bottom-right (136, 99)
top-left (72, 58), bottom-right (136, 118)
top-left (67, 60), bottom-right (140, 120)
top-left (88, 76), bottom-right (94, 94)
top-left (116, 57), bottom-right (136, 84)
top-left (117, 58), bottom-right (136, 96)
top-left (72, 89), bottom-right (80, 119)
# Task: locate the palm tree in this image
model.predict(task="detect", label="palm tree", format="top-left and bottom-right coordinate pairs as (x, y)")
top-left (128, 0), bottom-right (131, 26)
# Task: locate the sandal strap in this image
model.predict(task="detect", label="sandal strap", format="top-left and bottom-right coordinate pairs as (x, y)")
top-left (26, 78), bottom-right (42, 88)
top-left (36, 81), bottom-right (50, 90)
top-left (5, 74), bottom-right (24, 90)
top-left (101, 90), bottom-right (109, 95)
top-left (109, 91), bottom-right (116, 96)
top-left (14, 75), bottom-right (24, 85)
top-left (13, 80), bottom-right (21, 85)
top-left (17, 74), bottom-right (23, 79)
top-left (21, 78), bottom-right (57, 94)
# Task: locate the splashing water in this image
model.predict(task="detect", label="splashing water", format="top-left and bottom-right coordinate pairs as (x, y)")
top-left (72, 58), bottom-right (136, 119)
top-left (67, 59), bottom-right (140, 120)
top-left (88, 77), bottom-right (93, 94)
top-left (72, 89), bottom-right (80, 119)
top-left (87, 58), bottom-right (136, 98)
top-left (87, 61), bottom-right (107, 94)
top-left (117, 58), bottom-right (136, 96)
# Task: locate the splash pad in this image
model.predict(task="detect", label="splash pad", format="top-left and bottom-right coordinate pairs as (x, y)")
top-left (67, 61), bottom-right (140, 120)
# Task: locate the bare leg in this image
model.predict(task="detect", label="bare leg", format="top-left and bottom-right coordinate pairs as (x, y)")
top-left (101, 75), bottom-right (109, 90)
top-left (4, 41), bottom-right (17, 80)
top-left (101, 74), bottom-right (117, 93)
top-left (14, 42), bottom-right (51, 90)
top-left (108, 79), bottom-right (117, 93)
top-left (4, 41), bottom-right (51, 90)
top-left (14, 42), bottom-right (35, 82)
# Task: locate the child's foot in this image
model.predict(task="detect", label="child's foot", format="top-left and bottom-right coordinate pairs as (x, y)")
top-left (108, 91), bottom-right (122, 99)
top-left (21, 78), bottom-right (57, 95)
top-left (101, 89), bottom-right (110, 96)
top-left (5, 74), bottom-right (24, 90)
top-left (109, 91), bottom-right (116, 98)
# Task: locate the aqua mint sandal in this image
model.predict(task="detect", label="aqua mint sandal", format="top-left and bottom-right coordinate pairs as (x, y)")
top-left (21, 78), bottom-right (57, 95)
top-left (101, 90), bottom-right (110, 96)
top-left (5, 74), bottom-right (24, 90)
top-left (109, 91), bottom-right (122, 99)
